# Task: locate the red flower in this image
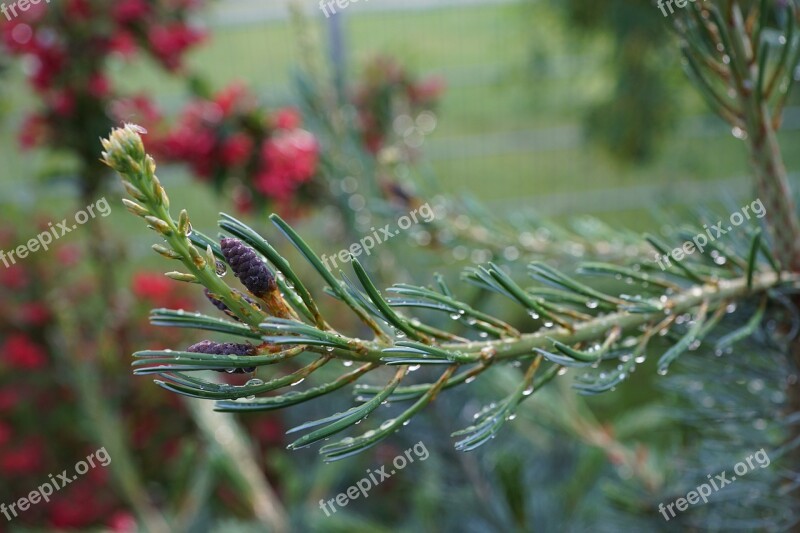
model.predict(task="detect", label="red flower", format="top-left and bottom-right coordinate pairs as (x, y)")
top-left (4, 22), bottom-right (33, 49)
top-left (0, 389), bottom-right (20, 410)
top-left (147, 23), bottom-right (205, 71)
top-left (29, 44), bottom-right (67, 91)
top-left (108, 511), bottom-right (137, 532)
top-left (256, 129), bottom-right (319, 201)
top-left (214, 82), bottom-right (253, 116)
top-left (220, 133), bottom-right (254, 167)
top-left (0, 265), bottom-right (29, 289)
top-left (252, 417), bottom-right (284, 446)
top-left (87, 73), bottom-right (111, 98)
top-left (0, 422), bottom-right (11, 447)
top-left (50, 90), bottom-right (76, 117)
top-left (275, 107), bottom-right (301, 130)
top-left (113, 0), bottom-right (150, 24)
top-left (108, 31), bottom-right (138, 58)
top-left (2, 334), bottom-right (48, 369)
top-left (131, 273), bottom-right (172, 302)
top-left (19, 302), bottom-right (51, 326)
top-left (65, 0), bottom-right (92, 20)
top-left (18, 113), bottom-right (49, 149)
top-left (49, 497), bottom-right (98, 529)
top-left (0, 439), bottom-right (44, 475)
top-left (56, 244), bottom-right (81, 266)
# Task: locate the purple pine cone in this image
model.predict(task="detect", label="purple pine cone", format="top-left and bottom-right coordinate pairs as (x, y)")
top-left (204, 288), bottom-right (259, 321)
top-left (186, 339), bottom-right (257, 374)
top-left (204, 289), bottom-right (230, 314)
top-left (220, 237), bottom-right (276, 298)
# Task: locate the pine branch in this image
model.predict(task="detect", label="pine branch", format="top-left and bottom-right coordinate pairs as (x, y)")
top-left (102, 125), bottom-right (799, 461)
top-left (673, 0), bottom-right (800, 271)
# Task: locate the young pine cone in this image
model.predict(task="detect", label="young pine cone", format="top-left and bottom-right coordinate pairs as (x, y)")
top-left (204, 288), bottom-right (259, 321)
top-left (186, 340), bottom-right (257, 374)
top-left (220, 237), bottom-right (276, 298)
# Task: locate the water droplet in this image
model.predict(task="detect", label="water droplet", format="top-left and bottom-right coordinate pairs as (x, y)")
top-left (245, 378), bottom-right (264, 387)
top-left (408, 364), bottom-right (420, 372)
top-left (342, 360), bottom-right (354, 367)
top-left (245, 395), bottom-right (255, 400)
top-left (657, 368), bottom-right (668, 376)
top-left (465, 376), bottom-right (476, 384)
top-left (215, 261), bottom-right (227, 276)
top-left (522, 386), bottom-right (534, 396)
top-left (325, 346), bottom-right (335, 352)
top-left (586, 300), bottom-right (599, 309)
top-left (380, 419), bottom-right (395, 430)
top-left (291, 378), bottom-right (305, 386)
top-left (506, 413), bottom-right (517, 421)
top-left (527, 310), bottom-right (540, 320)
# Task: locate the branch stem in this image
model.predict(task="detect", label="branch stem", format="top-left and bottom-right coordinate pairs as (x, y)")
top-left (323, 271), bottom-right (795, 364)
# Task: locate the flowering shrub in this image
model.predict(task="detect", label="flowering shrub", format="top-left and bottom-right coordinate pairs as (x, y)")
top-left (152, 84), bottom-right (322, 214)
top-left (0, 227), bottom-right (125, 528)
top-left (0, 0), bottom-right (205, 190)
top-left (352, 55), bottom-right (445, 154)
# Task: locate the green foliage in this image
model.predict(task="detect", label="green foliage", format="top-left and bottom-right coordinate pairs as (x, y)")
top-left (102, 125), bottom-right (798, 463)
top-left (549, 0), bottom-right (680, 162)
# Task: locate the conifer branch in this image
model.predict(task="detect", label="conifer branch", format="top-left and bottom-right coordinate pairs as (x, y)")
top-left (102, 125), bottom-right (799, 460)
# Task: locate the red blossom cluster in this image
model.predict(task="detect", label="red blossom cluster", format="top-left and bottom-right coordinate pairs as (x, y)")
top-left (117, 84), bottom-right (322, 214)
top-left (0, 229), bottom-right (132, 529)
top-left (352, 56), bottom-right (446, 154)
top-left (0, 231), bottom-right (158, 527)
top-left (159, 86), bottom-right (321, 213)
top-left (0, 0), bottom-right (206, 150)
